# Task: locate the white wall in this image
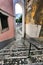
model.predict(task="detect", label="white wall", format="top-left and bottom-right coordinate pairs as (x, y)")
top-left (26, 23), bottom-right (41, 38)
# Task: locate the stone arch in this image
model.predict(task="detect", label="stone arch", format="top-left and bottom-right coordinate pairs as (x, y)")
top-left (13, 0), bottom-right (25, 37)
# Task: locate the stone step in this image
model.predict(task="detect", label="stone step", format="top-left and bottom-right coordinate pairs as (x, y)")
top-left (32, 62), bottom-right (43, 65)
top-left (30, 49), bottom-right (43, 55)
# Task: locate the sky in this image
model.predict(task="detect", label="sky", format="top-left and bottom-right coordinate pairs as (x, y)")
top-left (15, 3), bottom-right (22, 14)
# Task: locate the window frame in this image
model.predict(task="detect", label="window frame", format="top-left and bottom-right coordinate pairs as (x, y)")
top-left (0, 12), bottom-right (9, 33)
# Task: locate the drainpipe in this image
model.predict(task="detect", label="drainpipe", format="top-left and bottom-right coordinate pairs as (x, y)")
top-left (23, 0), bottom-right (27, 47)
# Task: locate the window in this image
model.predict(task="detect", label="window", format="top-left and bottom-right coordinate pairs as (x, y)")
top-left (0, 12), bottom-right (9, 33)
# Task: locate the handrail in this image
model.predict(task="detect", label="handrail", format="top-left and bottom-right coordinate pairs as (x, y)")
top-left (23, 37), bottom-right (40, 50)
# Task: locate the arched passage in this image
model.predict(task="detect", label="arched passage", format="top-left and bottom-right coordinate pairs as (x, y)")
top-left (15, 3), bottom-right (22, 34)
top-left (13, 0), bottom-right (25, 37)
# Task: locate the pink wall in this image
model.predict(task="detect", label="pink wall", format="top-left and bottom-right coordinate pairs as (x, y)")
top-left (0, 0), bottom-right (15, 41)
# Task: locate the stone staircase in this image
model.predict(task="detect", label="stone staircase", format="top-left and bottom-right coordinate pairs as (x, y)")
top-left (0, 37), bottom-right (43, 65)
top-left (25, 37), bottom-right (43, 64)
top-left (0, 39), bottom-right (29, 65)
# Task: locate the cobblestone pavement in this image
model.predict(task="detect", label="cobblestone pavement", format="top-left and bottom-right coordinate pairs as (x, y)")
top-left (0, 26), bottom-right (30, 65)
top-left (0, 25), bottom-right (43, 65)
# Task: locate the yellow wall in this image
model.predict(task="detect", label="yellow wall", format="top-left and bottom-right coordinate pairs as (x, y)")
top-left (25, 0), bottom-right (43, 37)
top-left (25, 3), bottom-right (37, 24)
top-left (26, 14), bottom-right (29, 24)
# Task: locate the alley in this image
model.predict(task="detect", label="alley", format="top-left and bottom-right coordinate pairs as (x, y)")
top-left (0, 25), bottom-right (30, 65)
top-left (0, 24), bottom-right (43, 65)
top-left (0, 0), bottom-right (43, 65)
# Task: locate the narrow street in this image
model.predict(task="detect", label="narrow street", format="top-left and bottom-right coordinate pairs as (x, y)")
top-left (0, 24), bottom-right (29, 65)
top-left (0, 23), bottom-right (43, 65)
top-left (0, 0), bottom-right (43, 65)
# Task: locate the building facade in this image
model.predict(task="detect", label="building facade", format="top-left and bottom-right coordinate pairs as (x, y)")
top-left (25, 0), bottom-right (43, 38)
top-left (0, 0), bottom-right (15, 49)
top-left (0, 0), bottom-right (15, 41)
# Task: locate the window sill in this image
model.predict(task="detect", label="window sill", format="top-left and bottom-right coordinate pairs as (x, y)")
top-left (1, 28), bottom-right (9, 33)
